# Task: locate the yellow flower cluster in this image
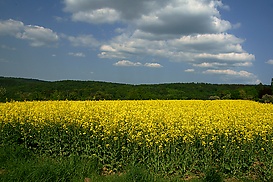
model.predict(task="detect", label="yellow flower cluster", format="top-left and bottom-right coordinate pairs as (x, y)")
top-left (1, 100), bottom-right (273, 148)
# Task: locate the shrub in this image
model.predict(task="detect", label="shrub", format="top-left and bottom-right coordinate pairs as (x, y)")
top-left (209, 96), bottom-right (220, 100)
top-left (261, 94), bottom-right (273, 103)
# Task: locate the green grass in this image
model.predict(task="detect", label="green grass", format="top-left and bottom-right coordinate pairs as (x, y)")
top-left (0, 145), bottom-right (99, 182)
top-left (2, 120), bottom-right (273, 181)
top-left (1, 144), bottom-right (270, 182)
top-left (2, 130), bottom-right (273, 181)
top-left (0, 145), bottom-right (189, 182)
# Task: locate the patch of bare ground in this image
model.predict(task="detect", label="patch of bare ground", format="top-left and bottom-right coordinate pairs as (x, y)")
top-left (84, 177), bottom-right (91, 182)
top-left (224, 177), bottom-right (241, 182)
top-left (0, 169), bottom-right (7, 175)
top-left (182, 172), bottom-right (204, 181)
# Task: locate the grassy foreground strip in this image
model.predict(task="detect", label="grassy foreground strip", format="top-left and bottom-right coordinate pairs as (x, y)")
top-left (0, 145), bottom-right (173, 182)
top-left (1, 100), bottom-right (273, 181)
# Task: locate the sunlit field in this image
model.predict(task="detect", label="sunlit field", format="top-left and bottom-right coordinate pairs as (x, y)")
top-left (1, 100), bottom-right (273, 180)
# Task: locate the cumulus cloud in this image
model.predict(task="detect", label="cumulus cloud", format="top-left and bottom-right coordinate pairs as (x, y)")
top-left (144, 63), bottom-right (163, 68)
top-left (114, 60), bottom-right (162, 68)
top-left (68, 52), bottom-right (86, 57)
top-left (266, 59), bottom-right (273, 65)
top-left (114, 60), bottom-right (142, 67)
top-left (63, 0), bottom-right (158, 22)
top-left (0, 19), bottom-right (59, 47)
top-left (135, 1), bottom-right (231, 36)
top-left (0, 19), bottom-right (24, 36)
top-left (64, 0), bottom-right (231, 35)
top-left (16, 25), bottom-right (59, 47)
top-left (169, 33), bottom-right (244, 53)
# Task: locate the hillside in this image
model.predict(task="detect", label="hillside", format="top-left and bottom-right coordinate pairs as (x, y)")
top-left (0, 76), bottom-right (272, 102)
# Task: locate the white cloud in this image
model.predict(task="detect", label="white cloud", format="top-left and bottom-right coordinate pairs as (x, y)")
top-left (68, 52), bottom-right (86, 57)
top-left (99, 36), bottom-right (143, 59)
top-left (203, 69), bottom-right (248, 76)
top-left (195, 52), bottom-right (255, 61)
top-left (266, 59), bottom-right (273, 65)
top-left (193, 62), bottom-right (227, 68)
top-left (185, 69), bottom-right (195, 72)
top-left (99, 33), bottom-right (254, 66)
top-left (136, 4), bottom-right (231, 36)
top-left (72, 8), bottom-right (121, 24)
top-left (233, 62), bottom-right (252, 67)
top-left (203, 69), bottom-right (260, 84)
top-left (66, 34), bottom-right (100, 48)
top-left (16, 25), bottom-right (59, 47)
top-left (114, 60), bottom-right (162, 68)
top-left (114, 60), bottom-right (142, 67)
top-left (144, 63), bottom-right (163, 68)
top-left (193, 61), bottom-right (252, 69)
top-left (63, 0), bottom-right (155, 22)
top-left (64, 0), bottom-right (232, 35)
top-left (0, 19), bottom-right (24, 36)
top-left (0, 19), bottom-right (59, 47)
top-left (170, 33), bottom-right (244, 53)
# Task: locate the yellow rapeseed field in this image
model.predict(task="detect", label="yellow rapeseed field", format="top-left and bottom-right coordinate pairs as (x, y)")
top-left (1, 100), bottom-right (273, 147)
top-left (1, 100), bottom-right (273, 177)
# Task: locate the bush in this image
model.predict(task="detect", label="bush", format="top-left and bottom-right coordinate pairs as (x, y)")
top-left (261, 94), bottom-right (273, 103)
top-left (209, 96), bottom-right (220, 100)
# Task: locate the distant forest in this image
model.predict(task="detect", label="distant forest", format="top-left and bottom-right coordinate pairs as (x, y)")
top-left (0, 77), bottom-right (272, 102)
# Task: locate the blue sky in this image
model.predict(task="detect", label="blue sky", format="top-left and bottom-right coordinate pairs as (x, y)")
top-left (0, 0), bottom-right (272, 85)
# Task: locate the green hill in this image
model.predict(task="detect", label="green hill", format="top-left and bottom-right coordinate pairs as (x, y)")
top-left (0, 76), bottom-right (272, 102)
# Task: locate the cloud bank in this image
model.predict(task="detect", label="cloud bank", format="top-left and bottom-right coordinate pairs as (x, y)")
top-left (63, 0), bottom-right (258, 83)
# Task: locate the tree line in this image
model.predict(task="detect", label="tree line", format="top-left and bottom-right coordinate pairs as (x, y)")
top-left (0, 77), bottom-right (272, 102)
